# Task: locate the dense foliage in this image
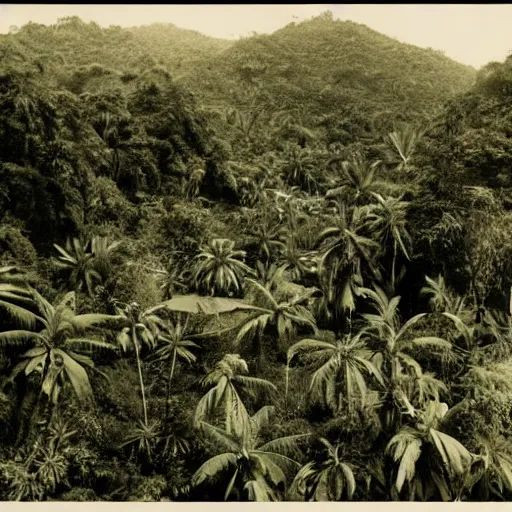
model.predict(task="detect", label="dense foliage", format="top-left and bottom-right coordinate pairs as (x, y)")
top-left (1, 11), bottom-right (512, 502)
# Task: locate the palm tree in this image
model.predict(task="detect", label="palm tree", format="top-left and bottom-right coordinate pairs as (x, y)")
top-left (119, 416), bottom-right (191, 464)
top-left (193, 405), bottom-right (308, 501)
top-left (53, 238), bottom-right (99, 296)
top-left (277, 237), bottom-right (318, 282)
top-left (236, 278), bottom-right (318, 360)
top-left (237, 174), bottom-right (273, 208)
top-left (326, 153), bottom-right (381, 205)
top-left (115, 301), bottom-right (167, 425)
top-left (365, 193), bottom-right (412, 292)
top-left (316, 205), bottom-right (380, 328)
top-left (385, 123), bottom-right (424, 174)
top-left (362, 285), bottom-right (451, 378)
top-left (53, 236), bottom-right (122, 297)
top-left (89, 236), bottom-right (122, 285)
top-left (287, 331), bottom-right (384, 415)
top-left (244, 218), bottom-right (286, 266)
top-left (290, 437), bottom-right (357, 501)
top-left (0, 290), bottom-right (118, 438)
top-left (386, 400), bottom-right (473, 501)
top-left (2, 290), bottom-right (117, 401)
top-left (282, 144), bottom-right (319, 195)
top-left (194, 354), bottom-right (276, 439)
top-left (360, 286), bottom-right (452, 426)
top-left (420, 275), bottom-right (467, 315)
top-left (118, 418), bottom-right (164, 463)
top-left (253, 261), bottom-right (285, 291)
top-left (192, 238), bottom-right (254, 297)
top-left (398, 372), bottom-right (448, 411)
top-left (154, 313), bottom-right (199, 419)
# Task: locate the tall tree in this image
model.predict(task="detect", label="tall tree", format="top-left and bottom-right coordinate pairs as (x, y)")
top-left (384, 123), bottom-right (424, 174)
top-left (365, 193), bottom-right (412, 292)
top-left (316, 205), bottom-right (380, 330)
top-left (360, 285), bottom-right (451, 428)
top-left (326, 153), bottom-right (382, 206)
top-left (116, 301), bottom-right (167, 425)
top-left (154, 313), bottom-right (199, 419)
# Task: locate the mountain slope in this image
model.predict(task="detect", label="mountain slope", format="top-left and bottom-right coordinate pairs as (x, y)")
top-left (2, 14), bottom-right (476, 128)
top-left (127, 23), bottom-right (233, 73)
top-left (178, 13), bottom-right (477, 130)
top-left (2, 17), bottom-right (233, 79)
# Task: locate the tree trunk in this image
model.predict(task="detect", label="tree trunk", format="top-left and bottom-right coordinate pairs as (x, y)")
top-left (472, 279), bottom-right (484, 324)
top-left (133, 327), bottom-right (149, 425)
top-left (165, 347), bottom-right (178, 420)
top-left (285, 364), bottom-right (290, 402)
top-left (24, 388), bottom-right (44, 446)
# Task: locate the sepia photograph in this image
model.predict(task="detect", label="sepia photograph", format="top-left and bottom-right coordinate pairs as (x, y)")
top-left (0, 3), bottom-right (511, 503)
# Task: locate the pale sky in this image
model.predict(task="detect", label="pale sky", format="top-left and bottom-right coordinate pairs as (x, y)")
top-left (0, 4), bottom-right (511, 69)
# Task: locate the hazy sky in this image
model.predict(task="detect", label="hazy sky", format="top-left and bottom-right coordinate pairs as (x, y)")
top-left (0, 4), bottom-right (511, 68)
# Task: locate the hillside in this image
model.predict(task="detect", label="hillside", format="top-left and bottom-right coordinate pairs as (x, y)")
top-left (127, 23), bottom-right (233, 73)
top-left (1, 17), bottom-right (233, 81)
top-left (179, 13), bottom-right (476, 132)
top-left (2, 14), bottom-right (476, 132)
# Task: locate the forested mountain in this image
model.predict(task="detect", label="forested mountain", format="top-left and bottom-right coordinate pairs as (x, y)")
top-left (3, 16), bottom-right (233, 76)
top-left (180, 12), bottom-right (475, 128)
top-left (1, 12), bottom-right (512, 503)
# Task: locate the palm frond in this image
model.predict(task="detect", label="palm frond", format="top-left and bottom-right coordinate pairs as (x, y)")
top-left (66, 338), bottom-right (118, 354)
top-left (197, 421), bottom-right (240, 452)
top-left (192, 453), bottom-right (238, 487)
top-left (55, 349), bottom-right (93, 402)
top-left (0, 300), bottom-right (39, 328)
top-left (258, 434), bottom-right (310, 460)
top-left (235, 375), bottom-right (278, 395)
top-left (429, 428), bottom-right (473, 477)
top-left (73, 314), bottom-right (125, 331)
top-left (0, 330), bottom-right (41, 346)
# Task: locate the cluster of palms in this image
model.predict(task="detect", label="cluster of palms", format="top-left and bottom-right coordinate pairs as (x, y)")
top-left (180, 149), bottom-right (512, 501)
top-left (182, 263), bottom-right (512, 500)
top-left (1, 146), bottom-right (512, 501)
